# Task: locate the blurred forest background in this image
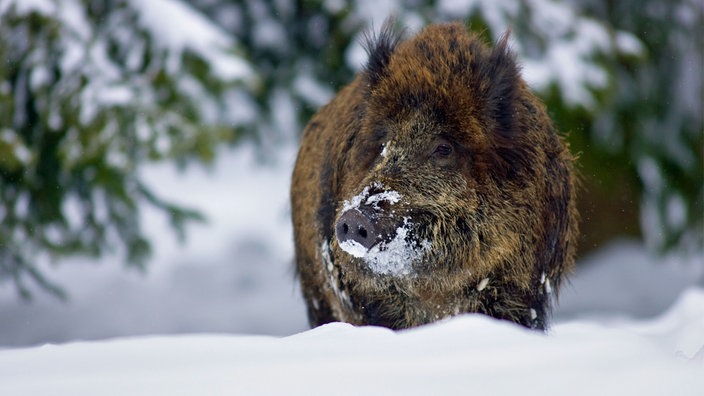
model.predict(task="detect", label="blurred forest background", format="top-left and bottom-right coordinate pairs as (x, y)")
top-left (0, 0), bottom-right (702, 300)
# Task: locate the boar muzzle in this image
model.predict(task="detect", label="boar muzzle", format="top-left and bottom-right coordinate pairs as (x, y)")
top-left (335, 208), bottom-right (381, 250)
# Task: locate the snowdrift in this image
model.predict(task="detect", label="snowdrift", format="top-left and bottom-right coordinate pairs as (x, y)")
top-left (1, 288), bottom-right (702, 396)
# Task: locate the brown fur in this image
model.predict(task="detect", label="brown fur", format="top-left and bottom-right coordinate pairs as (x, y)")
top-left (290, 21), bottom-right (578, 330)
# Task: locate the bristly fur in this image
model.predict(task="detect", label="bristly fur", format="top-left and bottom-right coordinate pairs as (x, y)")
top-left (291, 21), bottom-right (578, 332)
top-left (484, 31), bottom-right (520, 140)
top-left (481, 31), bottom-right (526, 180)
top-left (362, 18), bottom-right (405, 87)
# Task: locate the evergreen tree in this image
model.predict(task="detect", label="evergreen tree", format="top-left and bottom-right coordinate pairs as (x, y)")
top-left (3, 0), bottom-right (698, 299)
top-left (0, 0), bottom-right (256, 298)
top-left (575, 0), bottom-right (703, 253)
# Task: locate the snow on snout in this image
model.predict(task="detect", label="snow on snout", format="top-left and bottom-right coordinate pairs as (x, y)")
top-left (338, 182), bottom-right (402, 260)
top-left (360, 217), bottom-right (432, 276)
top-left (341, 182), bottom-right (400, 212)
top-left (365, 190), bottom-right (400, 208)
top-left (337, 212), bottom-right (432, 277)
top-left (337, 183), bottom-right (431, 276)
top-left (338, 239), bottom-right (368, 258)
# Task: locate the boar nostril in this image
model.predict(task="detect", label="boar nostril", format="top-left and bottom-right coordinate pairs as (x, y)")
top-left (336, 210), bottom-right (379, 250)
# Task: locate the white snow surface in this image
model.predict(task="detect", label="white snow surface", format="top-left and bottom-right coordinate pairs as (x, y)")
top-left (0, 290), bottom-right (702, 395)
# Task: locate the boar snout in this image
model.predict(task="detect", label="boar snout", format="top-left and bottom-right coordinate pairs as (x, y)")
top-left (336, 209), bottom-right (380, 251)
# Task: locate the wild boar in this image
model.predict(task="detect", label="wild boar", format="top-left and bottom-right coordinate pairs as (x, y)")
top-left (290, 21), bottom-right (578, 330)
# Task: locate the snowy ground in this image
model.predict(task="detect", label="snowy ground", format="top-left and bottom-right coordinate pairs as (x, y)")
top-left (0, 291), bottom-right (702, 395)
top-left (0, 144), bottom-right (702, 394)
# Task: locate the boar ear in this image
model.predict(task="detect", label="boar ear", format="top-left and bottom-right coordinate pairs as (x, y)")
top-left (483, 31), bottom-right (521, 141)
top-left (362, 17), bottom-right (404, 87)
top-left (481, 31), bottom-right (529, 179)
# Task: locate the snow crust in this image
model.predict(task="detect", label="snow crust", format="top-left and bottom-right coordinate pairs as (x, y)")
top-left (0, 288), bottom-right (702, 396)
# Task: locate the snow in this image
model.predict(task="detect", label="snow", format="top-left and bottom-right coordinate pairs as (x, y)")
top-left (0, 128), bottom-right (32, 165)
top-left (129, 0), bottom-right (253, 81)
top-left (637, 157), bottom-right (669, 249)
top-left (338, 239), bottom-right (368, 258)
top-left (0, 143), bottom-right (307, 344)
top-left (341, 184), bottom-right (372, 212)
top-left (341, 182), bottom-right (400, 212)
top-left (365, 189), bottom-right (401, 207)
top-left (252, 16), bottom-right (288, 51)
top-left (666, 193), bottom-right (687, 231)
top-left (0, 0), bottom-right (54, 15)
top-left (342, 217), bottom-right (432, 277)
top-left (615, 31), bottom-right (645, 56)
top-left (381, 144), bottom-right (389, 157)
top-left (4, 0), bottom-right (256, 134)
top-left (436, 0), bottom-right (642, 109)
top-left (323, 0), bottom-right (347, 14)
top-left (556, 240), bottom-right (703, 320)
top-left (351, 0), bottom-right (405, 28)
top-left (0, 290), bottom-right (702, 395)
top-left (292, 71), bottom-right (334, 107)
top-left (337, 184), bottom-right (430, 276)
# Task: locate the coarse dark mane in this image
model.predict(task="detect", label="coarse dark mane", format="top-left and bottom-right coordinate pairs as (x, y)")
top-left (362, 18), bottom-right (405, 87)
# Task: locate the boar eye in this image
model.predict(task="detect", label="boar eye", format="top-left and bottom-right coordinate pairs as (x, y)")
top-left (434, 143), bottom-right (453, 157)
